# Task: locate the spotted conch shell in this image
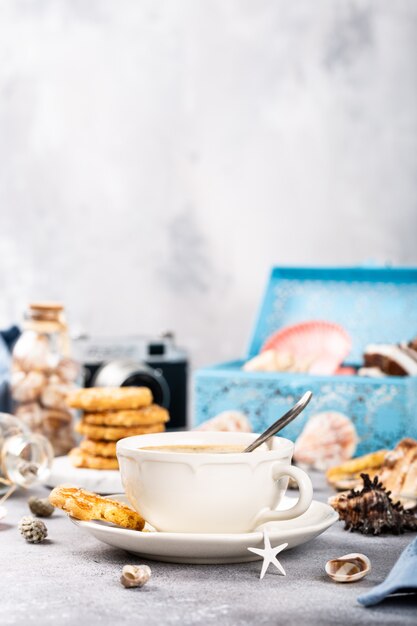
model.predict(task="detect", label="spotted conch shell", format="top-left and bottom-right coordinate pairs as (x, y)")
top-left (329, 474), bottom-right (417, 535)
top-left (294, 411), bottom-right (358, 470)
top-left (196, 411), bottom-right (252, 433)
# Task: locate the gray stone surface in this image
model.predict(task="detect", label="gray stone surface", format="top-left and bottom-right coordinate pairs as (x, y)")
top-left (1, 473), bottom-right (416, 626)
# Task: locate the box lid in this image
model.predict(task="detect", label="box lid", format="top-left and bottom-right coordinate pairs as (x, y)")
top-left (248, 266), bottom-right (417, 363)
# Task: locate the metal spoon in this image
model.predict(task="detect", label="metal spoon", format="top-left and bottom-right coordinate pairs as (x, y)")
top-left (243, 391), bottom-right (313, 453)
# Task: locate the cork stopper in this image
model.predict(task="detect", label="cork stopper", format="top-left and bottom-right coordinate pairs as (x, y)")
top-left (27, 302), bottom-right (65, 323)
top-left (29, 302), bottom-right (64, 312)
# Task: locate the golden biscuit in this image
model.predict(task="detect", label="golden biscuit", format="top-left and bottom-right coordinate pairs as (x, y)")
top-left (80, 439), bottom-right (117, 458)
top-left (49, 485), bottom-right (145, 530)
top-left (83, 405), bottom-right (169, 427)
top-left (75, 420), bottom-right (165, 441)
top-left (69, 448), bottom-right (119, 470)
top-left (66, 387), bottom-right (153, 411)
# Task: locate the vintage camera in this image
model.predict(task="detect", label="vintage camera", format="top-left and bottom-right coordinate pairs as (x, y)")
top-left (73, 334), bottom-right (188, 430)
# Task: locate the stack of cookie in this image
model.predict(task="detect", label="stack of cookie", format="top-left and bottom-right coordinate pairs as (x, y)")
top-left (66, 387), bottom-right (169, 470)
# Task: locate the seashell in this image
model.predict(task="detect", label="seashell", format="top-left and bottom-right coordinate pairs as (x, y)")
top-left (243, 350), bottom-right (294, 373)
top-left (120, 564), bottom-right (151, 588)
top-left (294, 411), bottom-right (358, 470)
top-left (329, 473), bottom-right (417, 535)
top-left (327, 439), bottom-right (417, 507)
top-left (357, 367), bottom-right (386, 378)
top-left (378, 438), bottom-right (417, 507)
top-left (335, 366), bottom-right (356, 376)
top-left (13, 333), bottom-right (56, 372)
top-left (196, 411), bottom-right (252, 433)
top-left (14, 401), bottom-right (44, 430)
top-left (325, 553), bottom-right (370, 583)
top-left (56, 358), bottom-right (80, 383)
top-left (47, 422), bottom-right (76, 456)
top-left (48, 374), bottom-right (62, 385)
top-left (409, 335), bottom-right (417, 352)
top-left (11, 371), bottom-right (46, 403)
top-left (42, 408), bottom-right (72, 430)
top-left (41, 382), bottom-right (76, 410)
top-left (364, 343), bottom-right (417, 376)
top-left (0, 505), bottom-right (7, 520)
top-left (261, 321), bottom-right (351, 376)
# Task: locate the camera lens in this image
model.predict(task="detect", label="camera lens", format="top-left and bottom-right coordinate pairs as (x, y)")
top-left (91, 359), bottom-right (171, 409)
top-left (123, 370), bottom-right (169, 408)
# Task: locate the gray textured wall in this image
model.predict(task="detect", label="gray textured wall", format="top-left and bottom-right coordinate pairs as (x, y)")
top-left (1, 0), bottom-right (416, 366)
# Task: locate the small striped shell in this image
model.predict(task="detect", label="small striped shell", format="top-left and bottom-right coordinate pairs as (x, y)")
top-left (325, 553), bottom-right (370, 583)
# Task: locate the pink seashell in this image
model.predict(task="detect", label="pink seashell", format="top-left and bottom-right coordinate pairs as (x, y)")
top-left (196, 411), bottom-right (252, 433)
top-left (294, 411), bottom-right (358, 470)
top-left (261, 321), bottom-right (351, 376)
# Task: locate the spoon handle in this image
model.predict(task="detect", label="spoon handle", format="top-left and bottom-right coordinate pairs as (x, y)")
top-left (243, 391), bottom-right (313, 453)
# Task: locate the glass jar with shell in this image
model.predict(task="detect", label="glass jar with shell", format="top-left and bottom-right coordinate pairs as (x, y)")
top-left (11, 302), bottom-right (80, 455)
top-left (0, 412), bottom-right (53, 516)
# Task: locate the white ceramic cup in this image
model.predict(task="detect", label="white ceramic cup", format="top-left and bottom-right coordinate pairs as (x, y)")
top-left (117, 431), bottom-right (313, 534)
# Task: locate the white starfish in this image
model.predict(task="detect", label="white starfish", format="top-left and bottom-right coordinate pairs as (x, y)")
top-left (247, 531), bottom-right (288, 579)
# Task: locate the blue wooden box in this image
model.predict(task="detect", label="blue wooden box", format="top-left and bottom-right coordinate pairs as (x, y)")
top-left (194, 267), bottom-right (417, 455)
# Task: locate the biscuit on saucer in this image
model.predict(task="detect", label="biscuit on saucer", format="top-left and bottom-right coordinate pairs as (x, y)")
top-left (49, 485), bottom-right (145, 530)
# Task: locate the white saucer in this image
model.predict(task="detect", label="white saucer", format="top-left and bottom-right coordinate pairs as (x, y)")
top-left (45, 456), bottom-right (123, 494)
top-left (71, 494), bottom-right (338, 564)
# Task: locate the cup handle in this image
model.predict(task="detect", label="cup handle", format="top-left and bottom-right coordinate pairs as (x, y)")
top-left (252, 463), bottom-right (313, 527)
